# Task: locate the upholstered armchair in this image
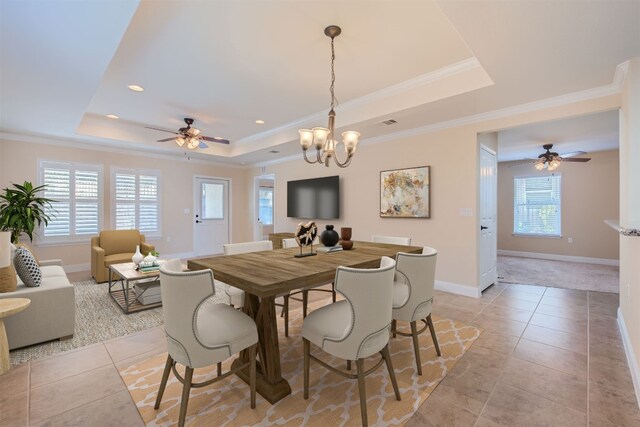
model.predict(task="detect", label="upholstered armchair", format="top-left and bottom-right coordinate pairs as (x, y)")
top-left (91, 230), bottom-right (154, 283)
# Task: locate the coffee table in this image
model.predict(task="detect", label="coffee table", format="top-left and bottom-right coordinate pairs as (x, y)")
top-left (108, 262), bottom-right (162, 314)
top-left (0, 298), bottom-right (30, 374)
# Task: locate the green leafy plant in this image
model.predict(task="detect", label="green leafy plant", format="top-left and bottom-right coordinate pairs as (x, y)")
top-left (0, 181), bottom-right (54, 243)
top-left (150, 250), bottom-right (160, 257)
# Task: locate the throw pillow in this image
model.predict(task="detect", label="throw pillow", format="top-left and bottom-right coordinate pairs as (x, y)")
top-left (14, 246), bottom-right (42, 287)
top-left (16, 242), bottom-right (40, 265)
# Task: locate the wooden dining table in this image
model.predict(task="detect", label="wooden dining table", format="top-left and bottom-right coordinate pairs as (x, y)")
top-left (187, 240), bottom-right (422, 404)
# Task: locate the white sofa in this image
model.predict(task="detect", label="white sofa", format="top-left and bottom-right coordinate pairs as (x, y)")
top-left (0, 259), bottom-right (75, 350)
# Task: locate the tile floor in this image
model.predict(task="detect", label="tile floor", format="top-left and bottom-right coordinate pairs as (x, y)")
top-left (2, 281), bottom-right (639, 426)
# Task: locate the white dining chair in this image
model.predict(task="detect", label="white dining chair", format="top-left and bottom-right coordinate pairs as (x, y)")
top-left (221, 240), bottom-right (274, 308)
top-left (155, 259), bottom-right (258, 427)
top-left (391, 247), bottom-right (441, 375)
top-left (371, 234), bottom-right (412, 245)
top-left (282, 237), bottom-right (336, 319)
top-left (302, 257), bottom-right (401, 427)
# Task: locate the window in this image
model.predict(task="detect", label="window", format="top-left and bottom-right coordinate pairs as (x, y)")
top-left (39, 160), bottom-right (102, 243)
top-left (112, 169), bottom-right (160, 237)
top-left (513, 175), bottom-right (561, 237)
top-left (258, 187), bottom-right (273, 225)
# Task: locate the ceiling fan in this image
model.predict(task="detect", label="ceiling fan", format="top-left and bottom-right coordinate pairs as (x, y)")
top-left (515, 144), bottom-right (591, 171)
top-left (146, 118), bottom-right (229, 150)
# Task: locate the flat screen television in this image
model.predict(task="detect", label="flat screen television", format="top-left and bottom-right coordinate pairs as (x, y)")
top-left (287, 175), bottom-right (340, 219)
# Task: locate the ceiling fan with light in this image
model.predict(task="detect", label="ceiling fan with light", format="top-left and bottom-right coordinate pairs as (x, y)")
top-left (146, 118), bottom-right (229, 150)
top-left (514, 144), bottom-right (591, 170)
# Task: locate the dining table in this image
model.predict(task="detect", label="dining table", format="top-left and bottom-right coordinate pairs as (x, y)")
top-left (187, 240), bottom-right (422, 404)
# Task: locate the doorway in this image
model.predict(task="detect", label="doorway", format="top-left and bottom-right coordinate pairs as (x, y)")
top-left (254, 175), bottom-right (275, 241)
top-left (193, 176), bottom-right (230, 256)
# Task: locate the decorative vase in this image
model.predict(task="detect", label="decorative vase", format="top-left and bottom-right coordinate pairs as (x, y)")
top-left (320, 225), bottom-right (340, 247)
top-left (132, 245), bottom-right (144, 266)
top-left (339, 227), bottom-right (353, 250)
top-left (143, 253), bottom-right (156, 265)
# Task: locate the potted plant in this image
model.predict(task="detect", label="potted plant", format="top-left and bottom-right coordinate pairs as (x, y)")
top-left (0, 181), bottom-right (54, 244)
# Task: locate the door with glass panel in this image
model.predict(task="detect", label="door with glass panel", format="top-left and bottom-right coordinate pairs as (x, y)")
top-left (194, 177), bottom-right (229, 256)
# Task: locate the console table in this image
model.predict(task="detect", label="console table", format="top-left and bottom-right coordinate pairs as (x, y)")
top-left (268, 232), bottom-right (295, 249)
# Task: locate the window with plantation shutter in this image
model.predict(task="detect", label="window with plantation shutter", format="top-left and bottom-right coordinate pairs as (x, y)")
top-left (39, 161), bottom-right (102, 243)
top-left (513, 175), bottom-right (562, 237)
top-left (112, 169), bottom-right (161, 238)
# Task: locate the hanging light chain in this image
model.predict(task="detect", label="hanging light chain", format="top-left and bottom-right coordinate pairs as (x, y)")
top-left (330, 35), bottom-right (336, 110)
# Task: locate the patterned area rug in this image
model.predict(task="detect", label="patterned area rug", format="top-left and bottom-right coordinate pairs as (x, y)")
top-left (118, 299), bottom-right (481, 427)
top-left (498, 255), bottom-right (619, 293)
top-left (10, 279), bottom-right (164, 365)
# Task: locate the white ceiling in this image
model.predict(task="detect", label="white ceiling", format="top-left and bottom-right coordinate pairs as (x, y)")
top-left (1, 0), bottom-right (639, 165)
top-left (497, 110), bottom-right (620, 162)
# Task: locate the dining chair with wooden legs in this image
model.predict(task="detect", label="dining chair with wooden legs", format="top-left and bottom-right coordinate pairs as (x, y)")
top-left (282, 237), bottom-right (336, 320)
top-left (390, 247), bottom-right (441, 375)
top-left (156, 259), bottom-right (259, 427)
top-left (302, 257), bottom-right (401, 427)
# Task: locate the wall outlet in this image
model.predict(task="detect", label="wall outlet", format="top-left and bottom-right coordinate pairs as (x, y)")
top-left (166, 236), bottom-right (172, 243)
top-left (568, 237), bottom-right (573, 243)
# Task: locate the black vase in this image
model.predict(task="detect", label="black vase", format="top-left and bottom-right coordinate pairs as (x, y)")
top-left (320, 225), bottom-right (340, 247)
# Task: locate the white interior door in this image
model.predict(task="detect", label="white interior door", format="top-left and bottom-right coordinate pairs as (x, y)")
top-left (254, 176), bottom-right (275, 241)
top-left (479, 146), bottom-right (498, 291)
top-left (194, 177), bottom-right (229, 256)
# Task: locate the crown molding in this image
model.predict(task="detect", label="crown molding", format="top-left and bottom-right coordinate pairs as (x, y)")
top-left (355, 75), bottom-right (623, 151)
top-left (232, 57), bottom-right (483, 148)
top-left (0, 131), bottom-right (249, 169)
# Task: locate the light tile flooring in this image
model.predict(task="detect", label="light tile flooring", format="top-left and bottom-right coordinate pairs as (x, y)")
top-left (2, 279), bottom-right (639, 426)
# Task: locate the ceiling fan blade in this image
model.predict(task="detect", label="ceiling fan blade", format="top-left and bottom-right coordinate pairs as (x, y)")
top-left (157, 137), bottom-right (176, 142)
top-left (560, 150), bottom-right (587, 158)
top-left (201, 136), bottom-right (230, 144)
top-left (507, 160), bottom-right (536, 168)
top-left (562, 157), bottom-right (591, 162)
top-left (145, 126), bottom-right (179, 135)
top-left (198, 141), bottom-right (209, 149)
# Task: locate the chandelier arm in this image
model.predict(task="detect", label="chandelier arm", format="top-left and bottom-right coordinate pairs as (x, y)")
top-left (303, 150), bottom-right (319, 164)
top-left (332, 145), bottom-right (353, 168)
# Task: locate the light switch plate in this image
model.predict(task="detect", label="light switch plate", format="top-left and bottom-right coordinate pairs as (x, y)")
top-left (184, 208), bottom-right (190, 214)
top-left (459, 208), bottom-right (473, 217)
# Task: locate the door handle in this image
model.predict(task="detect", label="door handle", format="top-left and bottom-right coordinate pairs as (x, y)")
top-left (195, 220), bottom-right (202, 224)
top-left (480, 225), bottom-right (488, 230)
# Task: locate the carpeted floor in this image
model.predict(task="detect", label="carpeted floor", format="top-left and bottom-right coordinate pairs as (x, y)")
top-left (10, 279), bottom-right (164, 365)
top-left (119, 297), bottom-right (481, 427)
top-left (497, 255), bottom-right (619, 293)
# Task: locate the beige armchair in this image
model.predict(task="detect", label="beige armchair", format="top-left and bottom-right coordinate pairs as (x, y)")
top-left (91, 230), bottom-right (154, 283)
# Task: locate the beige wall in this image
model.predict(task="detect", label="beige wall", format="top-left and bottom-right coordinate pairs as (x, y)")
top-left (498, 149), bottom-right (620, 260)
top-left (248, 92), bottom-right (621, 293)
top-left (0, 138), bottom-right (252, 267)
top-left (253, 125), bottom-right (481, 290)
top-left (619, 57), bottom-right (640, 392)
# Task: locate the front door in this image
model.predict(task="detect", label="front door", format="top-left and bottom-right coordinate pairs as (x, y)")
top-left (194, 177), bottom-right (229, 256)
top-left (479, 146), bottom-right (498, 290)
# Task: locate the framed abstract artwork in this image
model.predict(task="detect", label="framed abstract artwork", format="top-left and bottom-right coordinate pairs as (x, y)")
top-left (380, 166), bottom-right (430, 218)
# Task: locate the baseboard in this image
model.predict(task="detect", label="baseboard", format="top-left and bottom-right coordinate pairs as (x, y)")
top-left (617, 307), bottom-right (640, 410)
top-left (497, 249), bottom-right (619, 266)
top-left (435, 280), bottom-right (481, 298)
top-left (63, 263), bottom-right (90, 273)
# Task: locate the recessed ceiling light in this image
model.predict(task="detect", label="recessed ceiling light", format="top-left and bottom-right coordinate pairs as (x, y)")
top-left (128, 84), bottom-right (144, 92)
top-left (255, 119), bottom-right (265, 125)
top-left (269, 150), bottom-right (280, 154)
top-left (106, 114), bottom-right (119, 119)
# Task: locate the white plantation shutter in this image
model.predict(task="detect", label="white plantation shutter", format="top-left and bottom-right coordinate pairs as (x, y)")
top-left (513, 175), bottom-right (562, 236)
top-left (40, 161), bottom-right (102, 242)
top-left (112, 169), bottom-right (160, 237)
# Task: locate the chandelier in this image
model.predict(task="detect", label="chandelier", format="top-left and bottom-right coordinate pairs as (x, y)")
top-left (298, 26), bottom-right (360, 168)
